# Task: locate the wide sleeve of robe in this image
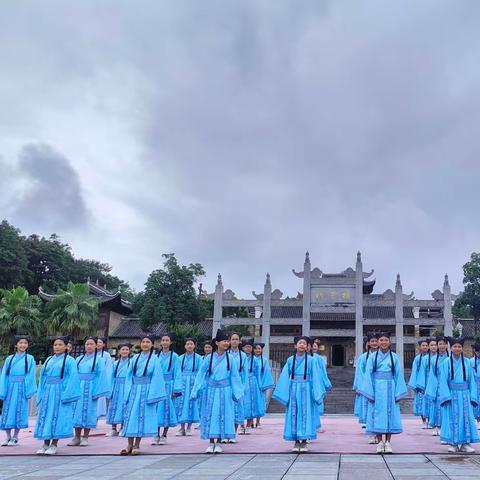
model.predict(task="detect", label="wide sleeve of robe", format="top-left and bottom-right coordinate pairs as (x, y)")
top-left (103, 353), bottom-right (113, 397)
top-left (259, 357), bottom-right (274, 391)
top-left (0, 355), bottom-right (13, 400)
top-left (25, 354), bottom-right (37, 399)
top-left (190, 354), bottom-right (209, 400)
top-left (229, 354), bottom-right (244, 402)
top-left (408, 356), bottom-right (420, 390)
top-left (147, 355), bottom-right (167, 404)
top-left (357, 354), bottom-right (375, 401)
top-left (311, 356), bottom-right (326, 405)
top-left (173, 354), bottom-right (183, 395)
top-left (61, 356), bottom-right (81, 403)
top-left (425, 362), bottom-right (439, 399)
top-left (467, 361), bottom-right (479, 407)
top-left (393, 353), bottom-right (408, 401)
top-left (353, 354), bottom-right (365, 392)
top-left (92, 355), bottom-right (110, 400)
top-left (438, 359), bottom-right (452, 406)
top-left (317, 355), bottom-right (332, 391)
top-left (272, 357), bottom-right (292, 406)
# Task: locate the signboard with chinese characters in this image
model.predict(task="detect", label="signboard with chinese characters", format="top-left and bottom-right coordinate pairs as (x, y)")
top-left (311, 286), bottom-right (355, 304)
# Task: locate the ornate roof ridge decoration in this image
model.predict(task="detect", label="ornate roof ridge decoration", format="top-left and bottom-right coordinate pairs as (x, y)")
top-left (296, 292), bottom-right (303, 300)
top-left (431, 289), bottom-right (443, 301)
top-left (223, 289), bottom-right (236, 300)
top-left (252, 291), bottom-right (263, 300)
top-left (403, 292), bottom-right (415, 301)
top-left (382, 289), bottom-right (395, 300)
top-left (363, 269), bottom-right (374, 279)
top-left (271, 289), bottom-right (283, 300)
top-left (292, 268), bottom-right (304, 278)
top-left (311, 267), bottom-right (323, 279)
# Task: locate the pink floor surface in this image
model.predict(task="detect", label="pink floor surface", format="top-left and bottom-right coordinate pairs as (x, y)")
top-left (0, 415), bottom-right (468, 456)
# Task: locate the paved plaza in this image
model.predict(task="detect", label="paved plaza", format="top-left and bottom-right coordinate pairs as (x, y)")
top-left (1, 453), bottom-right (480, 480)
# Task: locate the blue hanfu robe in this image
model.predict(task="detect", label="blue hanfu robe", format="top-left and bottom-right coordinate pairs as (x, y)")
top-left (359, 350), bottom-right (407, 435)
top-left (243, 354), bottom-right (269, 420)
top-left (121, 353), bottom-right (167, 438)
top-left (97, 350), bottom-right (113, 418)
top-left (175, 352), bottom-right (202, 424)
top-left (0, 353), bottom-right (37, 430)
top-left (106, 358), bottom-right (130, 425)
top-left (156, 350), bottom-right (180, 428)
top-left (255, 354), bottom-right (275, 417)
top-left (73, 353), bottom-right (109, 429)
top-left (191, 351), bottom-right (243, 440)
top-left (439, 355), bottom-right (479, 446)
top-left (424, 352), bottom-right (449, 428)
top-left (470, 356), bottom-right (480, 420)
top-left (230, 350), bottom-right (247, 424)
top-left (353, 351), bottom-right (370, 424)
top-left (314, 353), bottom-right (331, 421)
top-left (34, 354), bottom-right (80, 440)
top-left (272, 353), bottom-right (325, 442)
top-left (408, 353), bottom-right (427, 416)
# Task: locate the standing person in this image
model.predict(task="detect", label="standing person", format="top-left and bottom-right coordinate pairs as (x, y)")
top-left (311, 341), bottom-right (332, 431)
top-left (191, 330), bottom-right (243, 453)
top-left (226, 333), bottom-right (247, 440)
top-left (120, 334), bottom-right (166, 455)
top-left (470, 342), bottom-right (480, 428)
top-left (96, 337), bottom-right (113, 419)
top-left (359, 332), bottom-right (407, 454)
top-left (0, 335), bottom-right (37, 446)
top-left (408, 339), bottom-right (430, 428)
top-left (106, 343), bottom-right (132, 437)
top-left (69, 336), bottom-right (109, 447)
top-left (353, 332), bottom-right (378, 441)
top-left (253, 342), bottom-right (274, 428)
top-left (67, 340), bottom-right (75, 356)
top-left (203, 341), bottom-right (213, 358)
top-left (35, 336), bottom-right (80, 455)
top-left (439, 338), bottom-right (479, 453)
top-left (175, 338), bottom-right (202, 437)
top-left (153, 333), bottom-right (179, 445)
top-left (418, 338), bottom-right (438, 427)
top-left (272, 336), bottom-right (325, 453)
top-left (425, 336), bottom-right (450, 437)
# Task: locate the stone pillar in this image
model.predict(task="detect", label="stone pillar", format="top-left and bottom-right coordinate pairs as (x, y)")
top-left (355, 251), bottom-right (364, 361)
top-left (262, 273), bottom-right (272, 360)
top-left (302, 252), bottom-right (311, 336)
top-left (212, 274), bottom-right (223, 337)
top-left (395, 274), bottom-right (404, 371)
top-left (443, 274), bottom-right (453, 337)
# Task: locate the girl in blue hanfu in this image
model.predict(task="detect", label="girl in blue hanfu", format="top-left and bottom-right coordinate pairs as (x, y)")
top-left (106, 343), bottom-right (132, 437)
top-left (272, 336), bottom-right (326, 453)
top-left (226, 333), bottom-right (247, 440)
top-left (175, 337), bottom-right (202, 437)
top-left (359, 332), bottom-right (407, 454)
top-left (253, 342), bottom-right (275, 428)
top-left (120, 334), bottom-right (166, 455)
top-left (35, 336), bottom-right (80, 455)
top-left (438, 337), bottom-right (479, 453)
top-left (353, 332), bottom-right (378, 443)
top-left (470, 342), bottom-right (480, 428)
top-left (408, 339), bottom-right (430, 428)
top-left (69, 336), bottom-right (109, 447)
top-left (96, 337), bottom-right (113, 419)
top-left (153, 333), bottom-right (180, 445)
top-left (191, 330), bottom-right (243, 454)
top-left (424, 336), bottom-right (450, 437)
top-left (0, 335), bottom-right (37, 446)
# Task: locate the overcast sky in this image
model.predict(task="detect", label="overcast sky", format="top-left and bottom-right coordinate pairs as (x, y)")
top-left (1, 1), bottom-right (479, 299)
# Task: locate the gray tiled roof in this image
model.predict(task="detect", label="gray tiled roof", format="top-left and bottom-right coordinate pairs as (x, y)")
top-left (271, 306), bottom-right (303, 318)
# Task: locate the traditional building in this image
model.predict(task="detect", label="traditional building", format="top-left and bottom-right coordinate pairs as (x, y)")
top-left (212, 252), bottom-right (455, 369)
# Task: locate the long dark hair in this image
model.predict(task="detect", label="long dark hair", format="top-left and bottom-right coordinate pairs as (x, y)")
top-left (208, 348), bottom-right (230, 376)
top-left (450, 352), bottom-right (466, 382)
top-left (133, 347), bottom-right (154, 376)
top-left (181, 352), bottom-right (196, 372)
top-left (77, 348), bottom-right (98, 372)
top-left (291, 352), bottom-right (308, 380)
top-left (373, 349), bottom-right (395, 376)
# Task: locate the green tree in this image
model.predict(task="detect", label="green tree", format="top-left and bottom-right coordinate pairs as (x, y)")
top-left (454, 253), bottom-right (480, 335)
top-left (136, 254), bottom-right (205, 331)
top-left (0, 220), bottom-right (31, 290)
top-left (0, 286), bottom-right (42, 356)
top-left (44, 282), bottom-right (99, 340)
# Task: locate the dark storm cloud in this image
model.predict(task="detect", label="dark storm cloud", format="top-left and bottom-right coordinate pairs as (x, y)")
top-left (11, 144), bottom-right (89, 232)
top-left (1, 1), bottom-right (480, 297)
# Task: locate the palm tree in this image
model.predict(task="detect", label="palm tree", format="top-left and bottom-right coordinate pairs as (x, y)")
top-left (0, 287), bottom-right (42, 355)
top-left (44, 282), bottom-right (99, 340)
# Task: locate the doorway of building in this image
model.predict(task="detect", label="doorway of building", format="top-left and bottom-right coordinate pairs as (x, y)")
top-left (332, 344), bottom-right (345, 366)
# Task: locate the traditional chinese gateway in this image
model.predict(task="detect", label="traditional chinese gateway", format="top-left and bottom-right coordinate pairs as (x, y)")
top-left (212, 252), bottom-right (455, 370)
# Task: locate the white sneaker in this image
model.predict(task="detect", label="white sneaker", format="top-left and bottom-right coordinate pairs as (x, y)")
top-left (432, 427), bottom-right (439, 436)
top-left (441, 440), bottom-right (448, 445)
top-left (67, 437), bottom-right (81, 447)
top-left (158, 436), bottom-right (167, 445)
top-left (205, 444), bottom-right (215, 454)
top-left (79, 438), bottom-right (88, 447)
top-left (376, 441), bottom-right (385, 454)
top-left (421, 422), bottom-right (428, 429)
top-left (299, 443), bottom-right (308, 453)
top-left (383, 441), bottom-right (393, 454)
top-left (448, 445), bottom-right (459, 453)
top-left (176, 429), bottom-right (186, 437)
top-left (185, 429), bottom-right (192, 436)
top-left (44, 445), bottom-right (57, 455)
top-left (0, 439), bottom-right (9, 447)
top-left (368, 436), bottom-right (377, 444)
top-left (213, 443), bottom-right (223, 453)
top-left (151, 436), bottom-right (160, 445)
top-left (36, 446), bottom-right (48, 455)
top-left (460, 443), bottom-right (476, 453)
top-left (292, 442), bottom-right (300, 452)
top-left (105, 430), bottom-right (119, 437)
top-left (7, 439), bottom-right (18, 446)
top-left (229, 438), bottom-right (237, 444)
